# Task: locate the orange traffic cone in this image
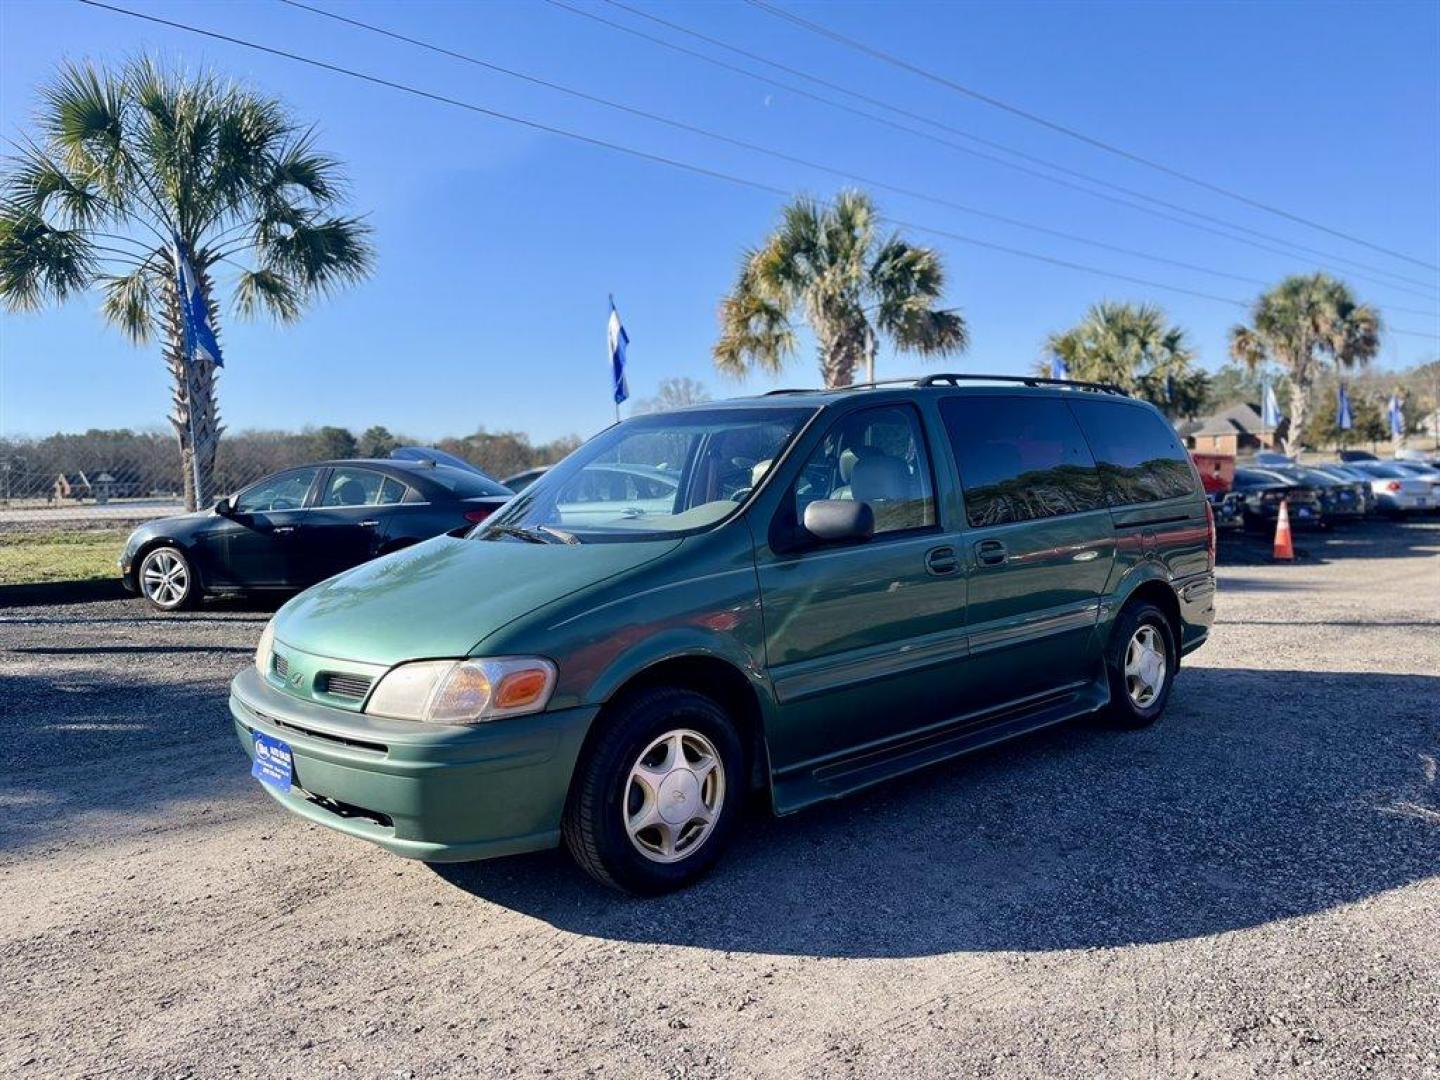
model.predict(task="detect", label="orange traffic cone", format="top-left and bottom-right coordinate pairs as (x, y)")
top-left (1273, 499), bottom-right (1295, 561)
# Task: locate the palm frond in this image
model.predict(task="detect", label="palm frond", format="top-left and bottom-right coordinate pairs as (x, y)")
top-left (713, 251), bottom-right (796, 378)
top-left (233, 266), bottom-right (303, 323)
top-left (0, 202), bottom-right (97, 311)
top-left (99, 265), bottom-right (161, 342)
top-left (258, 214), bottom-right (374, 296)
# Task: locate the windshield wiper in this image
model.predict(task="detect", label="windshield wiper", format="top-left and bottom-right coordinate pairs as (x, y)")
top-left (482, 524), bottom-right (549, 545)
top-left (536, 525), bottom-right (582, 545)
top-left (483, 523), bottom-right (581, 545)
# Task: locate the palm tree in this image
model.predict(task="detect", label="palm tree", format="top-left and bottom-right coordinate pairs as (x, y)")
top-left (1228, 273), bottom-right (1381, 454)
top-left (1, 59), bottom-right (373, 508)
top-left (714, 190), bottom-right (967, 388)
top-left (1043, 301), bottom-right (1205, 415)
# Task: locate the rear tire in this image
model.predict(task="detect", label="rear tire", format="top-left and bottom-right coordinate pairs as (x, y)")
top-left (137, 545), bottom-right (199, 612)
top-left (563, 687), bottom-right (744, 894)
top-left (1101, 600), bottom-right (1176, 729)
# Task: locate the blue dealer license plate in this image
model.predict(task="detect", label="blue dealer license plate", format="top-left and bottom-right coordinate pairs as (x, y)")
top-left (251, 732), bottom-right (294, 791)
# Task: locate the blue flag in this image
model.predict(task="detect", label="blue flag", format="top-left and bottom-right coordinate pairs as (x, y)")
top-left (1262, 382), bottom-right (1282, 428)
top-left (1337, 383), bottom-right (1353, 431)
top-left (1387, 394), bottom-right (1404, 438)
top-left (607, 296), bottom-right (629, 406)
top-left (1050, 355), bottom-right (1069, 381)
top-left (171, 238), bottom-right (223, 369)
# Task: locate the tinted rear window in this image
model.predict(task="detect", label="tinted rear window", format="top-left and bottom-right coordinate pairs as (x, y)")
top-left (940, 396), bottom-right (1104, 527)
top-left (1068, 399), bottom-right (1197, 505)
top-left (421, 465), bottom-right (511, 497)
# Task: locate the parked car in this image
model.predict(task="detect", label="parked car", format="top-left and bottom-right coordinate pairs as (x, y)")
top-left (1230, 467), bottom-right (1325, 530)
top-left (1307, 464), bottom-right (1378, 515)
top-left (121, 455), bottom-right (513, 610)
top-left (1388, 461), bottom-right (1440, 507)
top-left (1342, 461), bottom-right (1434, 515)
top-left (230, 376), bottom-right (1215, 893)
top-left (1253, 451), bottom-right (1296, 467)
top-left (500, 466), bottom-right (549, 493)
top-left (1255, 465), bottom-right (1367, 522)
top-left (1338, 449), bottom-right (1378, 462)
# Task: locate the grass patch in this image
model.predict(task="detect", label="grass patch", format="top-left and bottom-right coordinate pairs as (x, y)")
top-left (0, 529), bottom-right (128, 585)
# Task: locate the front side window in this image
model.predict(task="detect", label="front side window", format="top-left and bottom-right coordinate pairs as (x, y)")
top-left (1068, 399), bottom-right (1197, 506)
top-left (941, 396), bottom-right (1104, 527)
top-left (322, 468), bottom-right (387, 507)
top-left (792, 404), bottom-right (937, 536)
top-left (234, 468), bottom-right (320, 513)
top-left (487, 407), bottom-right (813, 540)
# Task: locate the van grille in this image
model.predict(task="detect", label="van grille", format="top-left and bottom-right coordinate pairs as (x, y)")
top-left (319, 672), bottom-right (374, 701)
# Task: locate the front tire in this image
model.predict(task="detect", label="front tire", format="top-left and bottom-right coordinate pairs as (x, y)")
top-left (563, 687), bottom-right (744, 894)
top-left (1101, 601), bottom-right (1176, 728)
top-left (137, 545), bottom-right (198, 611)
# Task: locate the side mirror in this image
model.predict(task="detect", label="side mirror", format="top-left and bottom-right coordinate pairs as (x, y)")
top-left (213, 497), bottom-right (232, 516)
top-left (802, 499), bottom-right (875, 544)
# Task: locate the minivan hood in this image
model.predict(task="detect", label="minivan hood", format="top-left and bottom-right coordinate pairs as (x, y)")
top-left (273, 534), bottom-right (681, 666)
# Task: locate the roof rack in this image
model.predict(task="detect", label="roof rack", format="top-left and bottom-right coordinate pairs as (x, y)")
top-left (763, 374), bottom-right (1128, 397)
top-left (915, 373), bottom-right (1128, 395)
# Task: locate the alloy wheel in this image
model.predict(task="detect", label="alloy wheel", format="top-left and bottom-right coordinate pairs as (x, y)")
top-left (140, 549), bottom-right (189, 609)
top-left (623, 729), bottom-right (725, 864)
top-left (1123, 624), bottom-right (1167, 708)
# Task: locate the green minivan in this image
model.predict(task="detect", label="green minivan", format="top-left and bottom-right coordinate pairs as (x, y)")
top-left (231, 376), bottom-right (1215, 893)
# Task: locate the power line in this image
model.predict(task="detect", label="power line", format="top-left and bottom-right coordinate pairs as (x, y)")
top-left (277, 0), bottom-right (1310, 296)
top-left (744, 0), bottom-right (1440, 275)
top-left (72, 0), bottom-right (1440, 342)
top-left (576, 0), bottom-right (1439, 301)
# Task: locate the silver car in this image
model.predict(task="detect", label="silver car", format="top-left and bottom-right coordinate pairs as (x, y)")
top-left (1344, 462), bottom-right (1434, 514)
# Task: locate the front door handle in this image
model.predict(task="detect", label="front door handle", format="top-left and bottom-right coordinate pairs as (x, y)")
top-left (974, 539), bottom-right (1008, 566)
top-left (358, 519), bottom-right (380, 528)
top-left (271, 525), bottom-right (296, 535)
top-left (924, 545), bottom-right (958, 575)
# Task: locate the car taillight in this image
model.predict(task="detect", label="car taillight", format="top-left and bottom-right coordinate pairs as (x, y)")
top-left (1204, 501), bottom-right (1216, 567)
top-left (464, 507), bottom-right (495, 523)
top-left (1383, 481), bottom-right (1402, 493)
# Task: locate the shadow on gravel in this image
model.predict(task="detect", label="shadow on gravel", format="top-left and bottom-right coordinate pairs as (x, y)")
top-left (436, 667), bottom-right (1439, 957)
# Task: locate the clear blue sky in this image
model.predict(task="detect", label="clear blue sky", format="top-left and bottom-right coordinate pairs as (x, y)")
top-left (2, 0), bottom-right (1437, 444)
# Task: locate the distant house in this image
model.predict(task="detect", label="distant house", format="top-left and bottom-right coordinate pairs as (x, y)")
top-left (1185, 403), bottom-right (1283, 456)
top-left (53, 471), bottom-right (92, 500)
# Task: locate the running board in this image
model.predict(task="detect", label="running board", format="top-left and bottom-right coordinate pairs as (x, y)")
top-left (771, 678), bottom-right (1109, 814)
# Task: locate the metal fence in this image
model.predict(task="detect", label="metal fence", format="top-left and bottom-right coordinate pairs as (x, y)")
top-left (0, 427), bottom-right (583, 530)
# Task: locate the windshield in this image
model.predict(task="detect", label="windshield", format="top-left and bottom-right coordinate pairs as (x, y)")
top-left (482, 407), bottom-right (814, 541)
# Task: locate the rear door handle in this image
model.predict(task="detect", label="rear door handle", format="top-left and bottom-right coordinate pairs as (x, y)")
top-left (271, 525), bottom-right (296, 535)
top-left (924, 545), bottom-right (958, 575)
top-left (974, 539), bottom-right (1007, 566)
top-left (358, 519), bottom-right (380, 528)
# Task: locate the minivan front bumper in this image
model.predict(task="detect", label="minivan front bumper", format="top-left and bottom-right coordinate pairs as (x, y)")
top-left (229, 666), bottom-right (597, 862)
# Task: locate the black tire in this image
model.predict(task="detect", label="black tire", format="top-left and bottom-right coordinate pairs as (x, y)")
top-left (136, 544), bottom-right (200, 612)
top-left (563, 687), bottom-right (745, 895)
top-left (1101, 600), bottom-right (1177, 729)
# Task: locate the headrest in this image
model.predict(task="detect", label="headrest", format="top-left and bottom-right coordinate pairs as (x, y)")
top-left (337, 479), bottom-right (366, 506)
top-left (838, 444), bottom-right (884, 483)
top-left (851, 454), bottom-right (910, 504)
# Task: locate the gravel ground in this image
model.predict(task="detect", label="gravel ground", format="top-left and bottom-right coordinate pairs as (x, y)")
top-left (2, 520), bottom-right (1437, 1079)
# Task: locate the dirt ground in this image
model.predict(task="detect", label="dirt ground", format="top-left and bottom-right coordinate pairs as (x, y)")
top-left (2, 520), bottom-right (1437, 1079)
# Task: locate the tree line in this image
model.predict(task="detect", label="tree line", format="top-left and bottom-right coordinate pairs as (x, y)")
top-left (0, 425), bottom-right (583, 502)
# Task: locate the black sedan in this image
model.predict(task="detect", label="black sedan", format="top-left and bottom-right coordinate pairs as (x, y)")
top-left (120, 456), bottom-right (512, 610)
top-left (1254, 465), bottom-right (1368, 522)
top-left (1230, 467), bottom-right (1325, 531)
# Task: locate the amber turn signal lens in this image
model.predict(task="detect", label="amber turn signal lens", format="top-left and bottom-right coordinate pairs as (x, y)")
top-left (494, 668), bottom-right (551, 709)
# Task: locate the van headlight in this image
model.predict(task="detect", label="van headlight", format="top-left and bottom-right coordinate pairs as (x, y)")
top-left (255, 619), bottom-right (277, 678)
top-left (365, 657), bottom-right (557, 724)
